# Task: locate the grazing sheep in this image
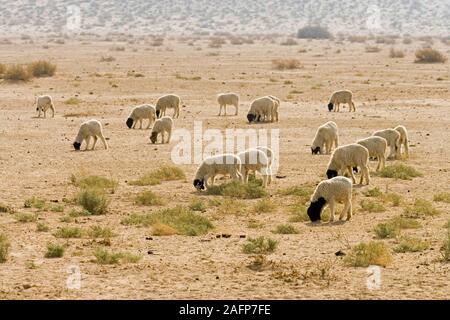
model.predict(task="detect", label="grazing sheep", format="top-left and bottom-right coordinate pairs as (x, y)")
top-left (307, 176), bottom-right (353, 222)
top-left (356, 136), bottom-right (387, 171)
top-left (150, 116), bottom-right (173, 144)
top-left (247, 96), bottom-right (276, 123)
top-left (73, 119), bottom-right (108, 151)
top-left (327, 90), bottom-right (356, 112)
top-left (394, 125), bottom-right (409, 158)
top-left (36, 95), bottom-right (54, 118)
top-left (372, 128), bottom-right (400, 159)
top-left (237, 148), bottom-right (271, 188)
top-left (311, 121), bottom-right (339, 155)
top-left (326, 143), bottom-right (370, 185)
top-left (126, 104), bottom-right (156, 129)
top-left (193, 154), bottom-right (243, 191)
top-left (217, 93), bottom-right (239, 116)
top-left (155, 94), bottom-right (183, 118)
top-left (268, 95), bottom-right (280, 122)
top-left (256, 146), bottom-right (274, 184)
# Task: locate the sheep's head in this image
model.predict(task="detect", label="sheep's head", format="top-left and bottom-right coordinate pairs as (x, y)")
top-left (311, 146), bottom-right (320, 155)
top-left (193, 179), bottom-right (205, 191)
top-left (307, 197), bottom-right (326, 222)
top-left (327, 103), bottom-right (334, 112)
top-left (326, 169), bottom-right (338, 179)
top-left (73, 142), bottom-right (81, 151)
top-left (247, 113), bottom-right (256, 123)
top-left (352, 167), bottom-right (359, 173)
top-left (126, 118), bottom-right (134, 129)
top-left (150, 132), bottom-right (158, 144)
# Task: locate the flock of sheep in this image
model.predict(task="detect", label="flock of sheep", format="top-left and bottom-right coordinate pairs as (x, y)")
top-left (35, 89), bottom-right (410, 223)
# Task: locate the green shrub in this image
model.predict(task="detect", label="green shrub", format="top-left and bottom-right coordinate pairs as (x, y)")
top-left (433, 192), bottom-right (450, 203)
top-left (377, 164), bottom-right (422, 180)
top-left (45, 243), bottom-right (65, 258)
top-left (207, 181), bottom-right (267, 199)
top-left (344, 242), bottom-right (392, 267)
top-left (128, 166), bottom-right (185, 186)
top-left (75, 189), bottom-right (108, 215)
top-left (87, 226), bottom-right (114, 238)
top-left (121, 206), bottom-right (213, 236)
top-left (415, 48), bottom-right (447, 63)
top-left (253, 198), bottom-right (277, 213)
top-left (403, 199), bottom-right (440, 218)
top-left (36, 223), bottom-right (50, 232)
top-left (14, 212), bottom-right (38, 223)
top-left (0, 233), bottom-right (10, 263)
top-left (373, 223), bottom-right (400, 239)
top-left (24, 196), bottom-right (46, 209)
top-left (274, 224), bottom-right (299, 234)
top-left (27, 60), bottom-right (56, 77)
top-left (242, 236), bottom-right (278, 254)
top-left (134, 190), bottom-right (165, 206)
top-left (360, 199), bottom-right (385, 213)
top-left (189, 198), bottom-right (207, 211)
top-left (363, 187), bottom-right (383, 197)
top-left (93, 248), bottom-right (141, 264)
top-left (441, 227), bottom-right (450, 261)
top-left (3, 64), bottom-right (31, 81)
top-left (70, 174), bottom-right (118, 193)
top-left (394, 236), bottom-right (429, 253)
top-left (54, 227), bottom-right (82, 238)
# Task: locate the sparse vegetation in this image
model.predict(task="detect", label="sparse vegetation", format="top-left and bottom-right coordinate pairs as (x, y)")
top-left (128, 166), bottom-right (185, 186)
top-left (383, 193), bottom-right (403, 207)
top-left (274, 224), bottom-right (299, 234)
top-left (93, 248), bottom-right (140, 264)
top-left (374, 216), bottom-right (421, 239)
top-left (121, 206), bottom-right (213, 236)
top-left (242, 236), bottom-right (278, 254)
top-left (344, 242), bottom-right (392, 267)
top-left (70, 174), bottom-right (118, 193)
top-left (394, 236), bottom-right (429, 253)
top-left (27, 60), bottom-right (56, 77)
top-left (214, 198), bottom-right (248, 215)
top-left (14, 212), bottom-right (38, 223)
top-left (278, 185), bottom-right (313, 199)
top-left (403, 199), bottom-right (440, 218)
top-left (415, 48), bottom-right (447, 63)
top-left (87, 226), bottom-right (114, 239)
top-left (440, 226), bottom-right (450, 261)
top-left (206, 181), bottom-right (267, 199)
top-left (0, 233), bottom-right (10, 263)
top-left (75, 189), bottom-right (109, 215)
top-left (272, 59), bottom-right (301, 70)
top-left (389, 48), bottom-right (405, 58)
top-left (189, 199), bottom-right (207, 212)
top-left (36, 222), bottom-right (50, 232)
top-left (54, 227), bottom-right (82, 239)
top-left (297, 26), bottom-right (333, 39)
top-left (365, 46), bottom-right (381, 53)
top-left (134, 190), bottom-right (165, 206)
top-left (377, 164), bottom-right (422, 180)
top-left (433, 192), bottom-right (450, 203)
top-left (0, 203), bottom-right (14, 213)
top-left (362, 187), bottom-right (383, 197)
top-left (360, 199), bottom-right (385, 213)
top-left (100, 55), bottom-right (116, 62)
top-left (288, 203), bottom-right (309, 222)
top-left (24, 196), bottom-right (46, 209)
top-left (65, 97), bottom-right (81, 105)
top-left (253, 198), bottom-right (276, 213)
top-left (45, 243), bottom-right (65, 258)
top-left (3, 64), bottom-right (31, 81)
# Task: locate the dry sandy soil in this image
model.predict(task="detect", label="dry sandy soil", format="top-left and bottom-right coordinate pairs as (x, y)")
top-left (0, 37), bottom-right (449, 299)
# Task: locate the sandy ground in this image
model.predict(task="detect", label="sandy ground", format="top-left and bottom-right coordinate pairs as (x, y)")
top-left (0, 38), bottom-right (449, 299)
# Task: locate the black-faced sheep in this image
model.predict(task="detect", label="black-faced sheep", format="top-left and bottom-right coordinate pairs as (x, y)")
top-left (327, 90), bottom-right (356, 112)
top-left (155, 94), bottom-right (183, 118)
top-left (326, 143), bottom-right (370, 185)
top-left (311, 121), bottom-right (339, 155)
top-left (193, 154), bottom-right (243, 191)
top-left (73, 119), bottom-right (108, 151)
top-left (126, 104), bottom-right (156, 129)
top-left (150, 116), bottom-right (173, 144)
top-left (307, 176), bottom-right (353, 222)
top-left (36, 95), bottom-right (55, 118)
top-left (217, 93), bottom-right (239, 116)
top-left (247, 96), bottom-right (276, 123)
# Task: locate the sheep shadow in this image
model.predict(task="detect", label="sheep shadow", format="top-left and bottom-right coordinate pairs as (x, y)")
top-left (306, 220), bottom-right (348, 227)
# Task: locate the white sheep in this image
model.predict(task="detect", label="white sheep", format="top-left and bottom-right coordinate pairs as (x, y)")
top-left (307, 176), bottom-right (353, 222)
top-left (155, 94), bottom-right (183, 118)
top-left (150, 116), bottom-right (173, 144)
top-left (372, 128), bottom-right (400, 159)
top-left (327, 90), bottom-right (356, 112)
top-left (217, 93), bottom-right (239, 116)
top-left (247, 96), bottom-right (276, 123)
top-left (73, 119), bottom-right (108, 151)
top-left (326, 143), bottom-right (370, 185)
top-left (311, 121), bottom-right (339, 155)
top-left (237, 148), bottom-right (271, 188)
top-left (193, 154), bottom-right (243, 191)
top-left (36, 95), bottom-right (54, 118)
top-left (356, 136), bottom-right (387, 171)
top-left (256, 146), bottom-right (274, 184)
top-left (394, 125), bottom-right (409, 158)
top-left (126, 104), bottom-right (156, 129)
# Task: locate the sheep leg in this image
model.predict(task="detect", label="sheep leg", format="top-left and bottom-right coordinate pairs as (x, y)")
top-left (404, 141), bottom-right (409, 158)
top-left (351, 101), bottom-right (356, 112)
top-left (51, 105), bottom-right (55, 118)
top-left (99, 134), bottom-right (108, 150)
top-left (234, 103), bottom-right (238, 116)
top-left (161, 132), bottom-right (165, 144)
top-left (204, 175), bottom-right (213, 189)
top-left (328, 200), bottom-right (336, 222)
top-left (218, 104), bottom-right (222, 116)
top-left (43, 109), bottom-right (47, 118)
top-left (92, 136), bottom-right (98, 150)
top-left (348, 166), bottom-right (357, 184)
top-left (224, 104), bottom-right (227, 116)
top-left (85, 136), bottom-right (91, 151)
top-left (340, 197), bottom-right (352, 221)
top-left (37, 108), bottom-right (41, 118)
top-left (146, 118), bottom-right (151, 129)
top-left (361, 166), bottom-right (370, 185)
top-left (166, 130), bottom-right (171, 143)
top-left (267, 166), bottom-right (272, 185)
